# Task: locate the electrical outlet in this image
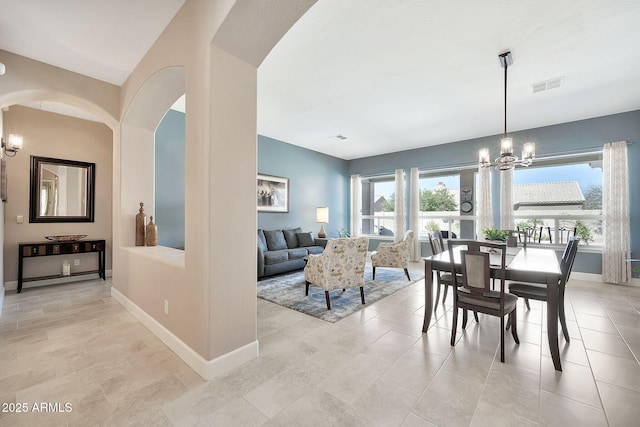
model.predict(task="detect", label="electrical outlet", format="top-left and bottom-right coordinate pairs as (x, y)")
top-left (164, 300), bottom-right (169, 315)
top-left (74, 259), bottom-right (80, 266)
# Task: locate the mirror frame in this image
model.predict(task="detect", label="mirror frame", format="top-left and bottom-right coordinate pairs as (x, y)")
top-left (29, 156), bottom-right (96, 223)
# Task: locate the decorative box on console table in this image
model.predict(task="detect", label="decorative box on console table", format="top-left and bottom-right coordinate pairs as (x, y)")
top-left (18, 237), bottom-right (106, 293)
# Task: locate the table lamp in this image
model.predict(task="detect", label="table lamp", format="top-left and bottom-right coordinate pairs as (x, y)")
top-left (316, 207), bottom-right (329, 238)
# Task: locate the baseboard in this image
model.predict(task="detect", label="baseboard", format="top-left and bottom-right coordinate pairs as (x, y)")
top-left (571, 272), bottom-right (640, 286)
top-left (110, 287), bottom-right (258, 380)
top-left (571, 272), bottom-right (602, 282)
top-left (4, 270), bottom-right (113, 292)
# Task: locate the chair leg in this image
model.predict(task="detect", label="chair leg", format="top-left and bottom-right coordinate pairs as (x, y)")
top-left (325, 291), bottom-right (331, 310)
top-left (372, 266), bottom-right (376, 280)
top-left (305, 281), bottom-right (310, 296)
top-left (524, 298), bottom-right (530, 310)
top-left (450, 307), bottom-right (458, 346)
top-left (510, 310), bottom-right (520, 344)
top-left (404, 268), bottom-right (411, 281)
top-left (462, 309), bottom-right (468, 329)
top-left (360, 286), bottom-right (365, 304)
top-left (500, 316), bottom-right (505, 362)
top-left (559, 288), bottom-right (570, 342)
top-left (473, 311), bottom-right (479, 322)
top-left (434, 282), bottom-right (442, 312)
top-left (442, 285), bottom-right (448, 303)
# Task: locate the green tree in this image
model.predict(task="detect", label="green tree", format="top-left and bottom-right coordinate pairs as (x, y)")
top-left (574, 220), bottom-right (593, 244)
top-left (380, 192), bottom-right (395, 212)
top-left (420, 187), bottom-right (457, 211)
top-left (582, 184), bottom-right (602, 210)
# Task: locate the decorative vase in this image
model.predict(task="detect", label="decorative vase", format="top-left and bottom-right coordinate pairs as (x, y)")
top-left (135, 202), bottom-right (146, 246)
top-left (146, 216), bottom-right (158, 246)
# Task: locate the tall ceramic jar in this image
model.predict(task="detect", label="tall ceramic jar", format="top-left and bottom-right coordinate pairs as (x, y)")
top-left (135, 202), bottom-right (146, 246)
top-left (146, 216), bottom-right (158, 246)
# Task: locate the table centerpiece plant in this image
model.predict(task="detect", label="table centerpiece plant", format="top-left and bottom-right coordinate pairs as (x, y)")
top-left (483, 226), bottom-right (509, 241)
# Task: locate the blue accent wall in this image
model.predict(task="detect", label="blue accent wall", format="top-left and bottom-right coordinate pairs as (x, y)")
top-left (258, 136), bottom-right (349, 237)
top-left (348, 110), bottom-right (640, 275)
top-left (155, 110), bottom-right (185, 249)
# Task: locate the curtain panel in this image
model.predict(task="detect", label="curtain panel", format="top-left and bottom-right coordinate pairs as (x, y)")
top-left (350, 174), bottom-right (362, 237)
top-left (409, 167), bottom-right (420, 261)
top-left (602, 141), bottom-right (631, 284)
top-left (500, 168), bottom-right (514, 230)
top-left (477, 166), bottom-right (493, 237)
top-left (394, 169), bottom-right (406, 243)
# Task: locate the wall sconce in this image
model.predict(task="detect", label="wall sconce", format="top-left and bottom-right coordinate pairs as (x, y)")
top-left (1, 134), bottom-right (23, 157)
top-left (316, 207), bottom-right (329, 238)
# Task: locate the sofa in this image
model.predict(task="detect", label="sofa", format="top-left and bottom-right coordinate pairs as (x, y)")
top-left (258, 227), bottom-right (326, 278)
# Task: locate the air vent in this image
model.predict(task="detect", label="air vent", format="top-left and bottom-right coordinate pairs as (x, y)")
top-left (331, 134), bottom-right (347, 140)
top-left (532, 76), bottom-right (564, 93)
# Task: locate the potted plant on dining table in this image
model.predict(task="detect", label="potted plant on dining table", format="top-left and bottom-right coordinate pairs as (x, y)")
top-left (483, 226), bottom-right (509, 242)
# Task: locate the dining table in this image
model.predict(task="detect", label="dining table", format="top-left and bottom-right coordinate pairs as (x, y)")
top-left (422, 245), bottom-right (565, 371)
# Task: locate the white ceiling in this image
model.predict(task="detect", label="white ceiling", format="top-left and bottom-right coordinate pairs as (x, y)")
top-left (2, 0), bottom-right (640, 160)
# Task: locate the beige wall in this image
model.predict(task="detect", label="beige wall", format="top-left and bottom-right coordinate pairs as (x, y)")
top-left (3, 106), bottom-right (113, 285)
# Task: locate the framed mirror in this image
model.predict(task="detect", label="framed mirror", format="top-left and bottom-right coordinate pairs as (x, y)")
top-left (29, 156), bottom-right (95, 223)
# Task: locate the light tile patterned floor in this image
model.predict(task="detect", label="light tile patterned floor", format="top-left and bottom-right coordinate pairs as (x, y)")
top-left (1, 264), bottom-right (640, 426)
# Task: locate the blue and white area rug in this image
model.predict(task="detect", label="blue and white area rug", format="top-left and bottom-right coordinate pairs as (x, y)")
top-left (257, 265), bottom-right (424, 323)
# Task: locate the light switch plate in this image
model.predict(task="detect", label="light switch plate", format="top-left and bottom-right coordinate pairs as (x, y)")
top-left (16, 215), bottom-right (24, 224)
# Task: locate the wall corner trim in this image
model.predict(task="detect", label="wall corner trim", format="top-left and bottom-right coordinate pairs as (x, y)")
top-left (110, 287), bottom-right (258, 381)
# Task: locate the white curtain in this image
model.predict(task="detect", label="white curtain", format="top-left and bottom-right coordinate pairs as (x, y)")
top-left (477, 166), bottom-right (493, 237)
top-left (500, 168), bottom-right (514, 230)
top-left (409, 167), bottom-right (420, 261)
top-left (394, 169), bottom-right (405, 243)
top-left (602, 141), bottom-right (631, 284)
top-left (350, 174), bottom-right (362, 237)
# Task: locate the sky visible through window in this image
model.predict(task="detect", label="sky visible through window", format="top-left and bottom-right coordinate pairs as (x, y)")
top-left (373, 163), bottom-right (600, 200)
top-left (514, 163), bottom-right (601, 193)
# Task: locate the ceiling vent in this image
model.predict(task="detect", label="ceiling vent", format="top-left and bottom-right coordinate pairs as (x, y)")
top-left (331, 134), bottom-right (347, 140)
top-left (532, 76), bottom-right (564, 93)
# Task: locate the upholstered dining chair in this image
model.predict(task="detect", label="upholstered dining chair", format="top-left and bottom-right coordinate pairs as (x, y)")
top-left (428, 231), bottom-right (454, 306)
top-left (508, 236), bottom-right (580, 342)
top-left (304, 237), bottom-right (369, 310)
top-left (448, 239), bottom-right (519, 363)
top-left (504, 229), bottom-right (527, 249)
top-left (371, 230), bottom-right (414, 281)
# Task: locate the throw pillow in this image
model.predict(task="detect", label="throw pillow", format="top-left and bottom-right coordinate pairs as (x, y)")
top-left (296, 232), bottom-right (315, 247)
top-left (283, 227), bottom-right (302, 248)
top-left (257, 229), bottom-right (267, 251)
top-left (264, 230), bottom-right (287, 251)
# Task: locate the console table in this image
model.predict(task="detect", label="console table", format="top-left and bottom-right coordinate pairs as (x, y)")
top-left (18, 239), bottom-right (106, 293)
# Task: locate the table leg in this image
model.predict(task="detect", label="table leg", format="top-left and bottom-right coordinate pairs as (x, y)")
top-left (422, 259), bottom-right (434, 333)
top-left (547, 274), bottom-right (562, 371)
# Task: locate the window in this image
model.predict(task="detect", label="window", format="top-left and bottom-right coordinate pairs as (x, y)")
top-left (419, 173), bottom-right (461, 238)
top-left (360, 175), bottom-right (396, 236)
top-left (513, 154), bottom-right (602, 246)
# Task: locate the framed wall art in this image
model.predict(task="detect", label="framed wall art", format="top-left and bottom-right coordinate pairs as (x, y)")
top-left (257, 174), bottom-right (289, 213)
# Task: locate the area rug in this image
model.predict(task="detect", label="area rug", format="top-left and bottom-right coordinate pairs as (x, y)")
top-left (257, 265), bottom-right (424, 323)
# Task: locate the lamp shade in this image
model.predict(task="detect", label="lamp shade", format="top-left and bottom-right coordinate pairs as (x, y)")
top-left (7, 134), bottom-right (23, 151)
top-left (316, 207), bottom-right (329, 223)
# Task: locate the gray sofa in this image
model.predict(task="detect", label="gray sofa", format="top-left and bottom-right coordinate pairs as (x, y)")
top-left (258, 227), bottom-right (326, 278)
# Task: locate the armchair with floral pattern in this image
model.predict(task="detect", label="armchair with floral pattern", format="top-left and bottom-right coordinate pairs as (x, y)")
top-left (304, 237), bottom-right (369, 310)
top-left (371, 230), bottom-right (414, 280)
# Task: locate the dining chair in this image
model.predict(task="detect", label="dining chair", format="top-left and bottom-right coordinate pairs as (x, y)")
top-left (508, 236), bottom-right (580, 342)
top-left (448, 239), bottom-right (519, 363)
top-left (504, 229), bottom-right (527, 249)
top-left (428, 231), bottom-right (452, 306)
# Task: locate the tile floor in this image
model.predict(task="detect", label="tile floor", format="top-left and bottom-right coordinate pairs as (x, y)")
top-left (1, 262), bottom-right (640, 426)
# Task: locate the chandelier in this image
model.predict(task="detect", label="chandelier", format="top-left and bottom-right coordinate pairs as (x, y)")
top-left (479, 51), bottom-right (535, 170)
